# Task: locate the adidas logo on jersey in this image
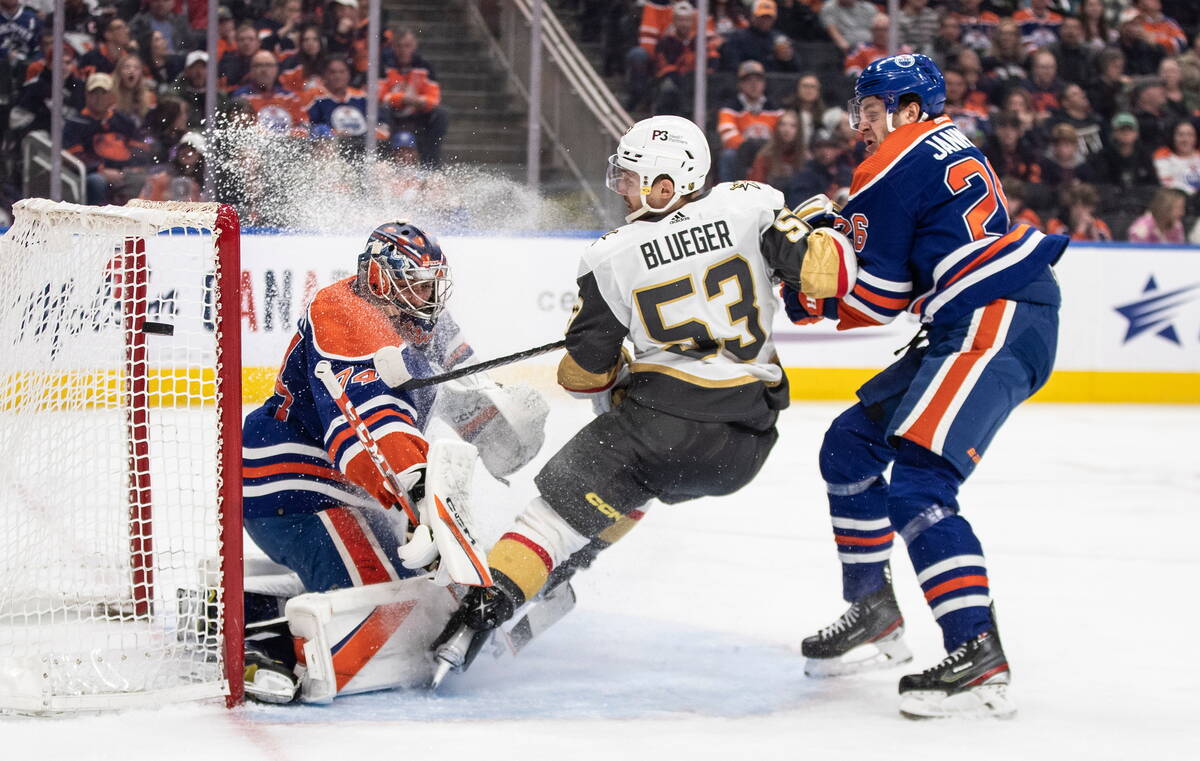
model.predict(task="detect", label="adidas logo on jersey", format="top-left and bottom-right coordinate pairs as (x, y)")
top-left (668, 211), bottom-right (689, 224)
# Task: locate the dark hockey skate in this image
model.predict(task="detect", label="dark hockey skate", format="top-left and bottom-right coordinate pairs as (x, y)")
top-left (802, 572), bottom-right (912, 677)
top-left (429, 585), bottom-right (515, 689)
top-left (244, 642), bottom-right (299, 704)
top-left (898, 628), bottom-right (1015, 719)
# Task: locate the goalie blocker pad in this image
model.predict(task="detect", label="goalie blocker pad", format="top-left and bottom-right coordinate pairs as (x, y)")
top-left (398, 438), bottom-right (493, 588)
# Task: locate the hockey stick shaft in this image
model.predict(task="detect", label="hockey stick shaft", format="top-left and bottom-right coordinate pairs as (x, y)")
top-left (314, 360), bottom-right (420, 527)
top-left (399, 339), bottom-right (567, 391)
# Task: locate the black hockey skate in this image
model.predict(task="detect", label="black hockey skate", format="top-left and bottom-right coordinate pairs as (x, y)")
top-left (898, 628), bottom-right (1014, 719)
top-left (802, 571), bottom-right (912, 677)
top-left (244, 642), bottom-right (299, 704)
top-left (429, 585), bottom-right (515, 689)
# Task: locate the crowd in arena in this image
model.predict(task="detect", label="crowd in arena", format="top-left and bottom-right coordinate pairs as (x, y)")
top-left (2, 0), bottom-right (1199, 242)
top-left (0, 0), bottom-right (447, 216)
top-left (576, 0), bottom-right (1200, 242)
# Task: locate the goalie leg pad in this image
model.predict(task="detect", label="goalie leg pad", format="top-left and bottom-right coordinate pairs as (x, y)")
top-left (285, 577), bottom-right (460, 703)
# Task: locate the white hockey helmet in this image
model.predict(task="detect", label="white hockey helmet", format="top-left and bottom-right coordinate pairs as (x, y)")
top-left (606, 115), bottom-right (711, 222)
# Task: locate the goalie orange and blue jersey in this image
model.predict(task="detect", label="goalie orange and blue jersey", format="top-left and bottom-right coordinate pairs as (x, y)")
top-left (789, 116), bottom-right (1068, 330)
top-left (242, 276), bottom-right (473, 522)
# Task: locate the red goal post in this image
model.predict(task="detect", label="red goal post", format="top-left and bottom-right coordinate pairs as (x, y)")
top-left (0, 199), bottom-right (243, 713)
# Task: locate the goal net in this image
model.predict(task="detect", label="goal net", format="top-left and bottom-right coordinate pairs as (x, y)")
top-left (0, 200), bottom-right (243, 713)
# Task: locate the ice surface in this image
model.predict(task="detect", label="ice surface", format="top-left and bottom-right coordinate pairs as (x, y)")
top-left (4, 399), bottom-right (1198, 760)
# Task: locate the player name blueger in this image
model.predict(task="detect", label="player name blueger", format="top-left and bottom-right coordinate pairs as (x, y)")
top-left (640, 220), bottom-right (733, 270)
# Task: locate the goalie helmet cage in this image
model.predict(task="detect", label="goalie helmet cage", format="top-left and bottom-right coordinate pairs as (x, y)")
top-left (0, 199), bottom-right (243, 713)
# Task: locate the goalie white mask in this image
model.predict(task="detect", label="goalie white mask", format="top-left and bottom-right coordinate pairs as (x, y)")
top-left (606, 115), bottom-right (711, 222)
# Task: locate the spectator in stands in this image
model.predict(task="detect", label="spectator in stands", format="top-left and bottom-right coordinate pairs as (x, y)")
top-left (897, 0), bottom-right (940, 55)
top-left (233, 49), bottom-right (309, 134)
top-left (1047, 183), bottom-right (1114, 241)
top-left (955, 0), bottom-right (999, 55)
top-left (980, 19), bottom-right (1027, 103)
top-left (784, 133), bottom-right (853, 208)
top-left (1079, 0), bottom-right (1116, 51)
top-left (626, 0), bottom-right (671, 111)
top-left (774, 0), bottom-right (828, 44)
top-left (1127, 186), bottom-right (1187, 242)
top-left (328, 0), bottom-right (373, 77)
top-left (138, 130), bottom-right (204, 202)
top-left (171, 51), bottom-right (229, 129)
top-left (955, 47), bottom-right (986, 95)
top-left (216, 5), bottom-right (236, 62)
top-left (845, 14), bottom-right (912, 77)
top-left (79, 16), bottom-right (133, 78)
top-left (747, 109), bottom-right (805, 189)
top-left (141, 94), bottom-right (189, 163)
top-left (1022, 49), bottom-right (1064, 117)
top-left (1087, 47), bottom-right (1130, 123)
top-left (1132, 78), bottom-right (1171, 148)
top-left (64, 72), bottom-right (144, 204)
top-left (720, 0), bottom-right (780, 71)
top-left (279, 22), bottom-right (325, 98)
top-left (260, 0), bottom-right (304, 58)
top-left (1153, 119), bottom-right (1200, 195)
top-left (1001, 176), bottom-right (1045, 230)
top-left (716, 59), bottom-right (781, 181)
top-left (1045, 83), bottom-right (1104, 158)
top-left (767, 34), bottom-right (801, 73)
top-left (783, 73), bottom-right (843, 148)
top-left (129, 0), bottom-right (192, 56)
top-left (7, 29), bottom-right (83, 145)
top-left (710, 0), bottom-right (748, 40)
top-left (0, 0), bottom-right (42, 74)
top-left (986, 110), bottom-right (1043, 184)
top-left (1088, 112), bottom-right (1160, 191)
top-left (1178, 32), bottom-right (1200, 87)
top-left (379, 28), bottom-right (447, 169)
top-left (139, 29), bottom-right (185, 91)
top-left (220, 21), bottom-right (261, 92)
top-left (1049, 18), bottom-right (1094, 88)
top-left (1014, 0), bottom-right (1063, 53)
top-left (1129, 0), bottom-right (1187, 56)
top-left (652, 2), bottom-right (719, 117)
top-left (1158, 57), bottom-right (1195, 118)
top-left (929, 12), bottom-right (963, 71)
top-left (819, 0), bottom-right (878, 56)
top-left (309, 54), bottom-right (379, 149)
top-left (1039, 122), bottom-right (1091, 193)
top-left (943, 67), bottom-right (990, 143)
top-left (1002, 88), bottom-right (1040, 139)
top-left (113, 52), bottom-right (156, 127)
top-left (1117, 18), bottom-right (1165, 75)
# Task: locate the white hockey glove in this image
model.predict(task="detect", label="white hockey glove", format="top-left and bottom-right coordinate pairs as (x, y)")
top-left (374, 344), bottom-right (411, 388)
top-left (793, 193), bottom-right (841, 229)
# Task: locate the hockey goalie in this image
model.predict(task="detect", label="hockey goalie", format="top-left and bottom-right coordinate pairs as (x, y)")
top-left (239, 222), bottom-right (561, 704)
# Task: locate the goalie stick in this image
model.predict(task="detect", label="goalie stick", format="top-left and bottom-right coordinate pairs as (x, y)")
top-left (378, 339), bottom-right (567, 391)
top-left (313, 360), bottom-right (421, 527)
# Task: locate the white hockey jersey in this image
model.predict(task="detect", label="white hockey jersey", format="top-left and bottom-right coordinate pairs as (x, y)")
top-left (559, 181), bottom-right (815, 425)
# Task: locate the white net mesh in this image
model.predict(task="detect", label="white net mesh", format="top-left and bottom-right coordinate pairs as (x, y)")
top-left (0, 200), bottom-right (235, 713)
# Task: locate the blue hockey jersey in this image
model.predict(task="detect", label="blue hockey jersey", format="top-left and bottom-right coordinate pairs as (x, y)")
top-left (804, 116), bottom-right (1068, 329)
top-left (245, 277), bottom-right (473, 517)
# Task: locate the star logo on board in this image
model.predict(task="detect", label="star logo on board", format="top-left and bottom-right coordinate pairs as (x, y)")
top-left (1113, 275), bottom-right (1200, 346)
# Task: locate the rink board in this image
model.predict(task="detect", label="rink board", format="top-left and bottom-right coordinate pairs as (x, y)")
top-left (230, 234), bottom-right (1198, 404)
